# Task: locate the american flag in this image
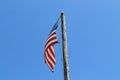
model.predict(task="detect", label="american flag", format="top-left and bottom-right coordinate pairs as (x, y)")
top-left (44, 24), bottom-right (58, 72)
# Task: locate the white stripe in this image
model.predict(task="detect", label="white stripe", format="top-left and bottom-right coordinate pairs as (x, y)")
top-left (45, 51), bottom-right (55, 67)
top-left (45, 56), bottom-right (53, 71)
top-left (45, 51), bottom-right (55, 68)
top-left (50, 30), bottom-right (56, 35)
top-left (45, 34), bottom-right (57, 46)
top-left (45, 39), bottom-right (58, 50)
top-left (51, 46), bottom-right (54, 53)
top-left (47, 48), bottom-right (56, 63)
top-left (50, 46), bottom-right (56, 62)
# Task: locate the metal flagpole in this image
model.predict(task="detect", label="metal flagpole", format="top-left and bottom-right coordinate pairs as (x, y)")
top-left (61, 12), bottom-right (70, 80)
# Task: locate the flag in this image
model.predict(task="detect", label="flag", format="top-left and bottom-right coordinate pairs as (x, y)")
top-left (44, 23), bottom-right (58, 72)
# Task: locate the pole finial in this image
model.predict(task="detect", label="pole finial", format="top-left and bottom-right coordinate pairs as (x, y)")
top-left (61, 11), bottom-right (64, 15)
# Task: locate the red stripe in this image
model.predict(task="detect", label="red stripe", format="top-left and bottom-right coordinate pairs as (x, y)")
top-left (45, 56), bottom-right (53, 71)
top-left (47, 31), bottom-right (56, 39)
top-left (49, 46), bottom-right (55, 58)
top-left (46, 48), bottom-right (56, 65)
top-left (44, 53), bottom-right (46, 63)
top-left (45, 37), bottom-right (57, 48)
top-left (45, 53), bottom-right (54, 70)
top-left (45, 41), bottom-right (58, 51)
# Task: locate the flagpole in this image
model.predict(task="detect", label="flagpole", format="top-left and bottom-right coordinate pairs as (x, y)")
top-left (61, 12), bottom-right (70, 80)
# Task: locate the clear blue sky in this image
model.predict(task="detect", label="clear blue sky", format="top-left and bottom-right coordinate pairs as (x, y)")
top-left (0, 0), bottom-right (120, 80)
